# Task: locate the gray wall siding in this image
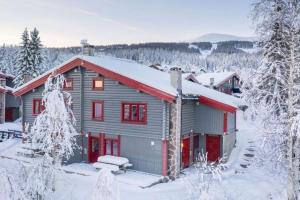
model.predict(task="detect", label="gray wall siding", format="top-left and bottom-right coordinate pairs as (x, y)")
top-left (227, 112), bottom-right (235, 134)
top-left (6, 94), bottom-right (20, 108)
top-left (195, 104), bottom-right (224, 135)
top-left (121, 135), bottom-right (162, 174)
top-left (83, 70), bottom-right (164, 139)
top-left (222, 132), bottom-right (236, 160)
top-left (181, 101), bottom-right (195, 134)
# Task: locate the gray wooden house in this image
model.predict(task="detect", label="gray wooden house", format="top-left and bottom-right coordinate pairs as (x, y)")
top-left (13, 53), bottom-right (243, 176)
top-left (0, 72), bottom-right (20, 123)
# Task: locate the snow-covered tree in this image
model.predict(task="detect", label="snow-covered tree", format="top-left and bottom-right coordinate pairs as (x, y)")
top-left (249, 0), bottom-right (300, 199)
top-left (92, 169), bottom-right (118, 200)
top-left (26, 74), bottom-right (78, 199)
top-left (29, 28), bottom-right (43, 74)
top-left (14, 28), bottom-right (32, 87)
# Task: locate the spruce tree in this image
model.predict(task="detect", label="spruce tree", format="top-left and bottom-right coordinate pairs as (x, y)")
top-left (14, 28), bottom-right (32, 88)
top-left (29, 27), bottom-right (43, 76)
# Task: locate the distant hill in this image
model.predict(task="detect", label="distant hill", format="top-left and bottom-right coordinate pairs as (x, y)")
top-left (189, 33), bottom-right (257, 43)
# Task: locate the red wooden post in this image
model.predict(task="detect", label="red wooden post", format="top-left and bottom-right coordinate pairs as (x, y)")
top-left (99, 133), bottom-right (105, 156)
top-left (87, 132), bottom-right (91, 162)
top-left (162, 139), bottom-right (168, 176)
top-left (117, 135), bottom-right (121, 157)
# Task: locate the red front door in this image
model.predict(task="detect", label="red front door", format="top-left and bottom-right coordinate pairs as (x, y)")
top-left (193, 134), bottom-right (200, 162)
top-left (88, 136), bottom-right (100, 163)
top-left (206, 135), bottom-right (221, 161)
top-left (5, 108), bottom-right (13, 122)
top-left (181, 137), bottom-right (190, 168)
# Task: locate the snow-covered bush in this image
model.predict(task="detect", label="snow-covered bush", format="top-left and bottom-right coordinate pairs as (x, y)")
top-left (183, 152), bottom-right (226, 200)
top-left (92, 169), bottom-right (118, 200)
top-left (25, 74), bottom-right (78, 199)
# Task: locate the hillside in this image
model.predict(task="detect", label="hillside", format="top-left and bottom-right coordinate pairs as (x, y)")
top-left (189, 33), bottom-right (257, 43)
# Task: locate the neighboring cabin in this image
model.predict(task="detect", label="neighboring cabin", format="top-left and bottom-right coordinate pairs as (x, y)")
top-left (184, 72), bottom-right (241, 95)
top-left (0, 72), bottom-right (20, 123)
top-left (13, 52), bottom-right (244, 177)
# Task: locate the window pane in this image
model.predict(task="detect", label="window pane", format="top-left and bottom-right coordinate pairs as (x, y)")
top-left (113, 141), bottom-right (118, 156)
top-left (34, 100), bottom-right (41, 114)
top-left (92, 139), bottom-right (99, 153)
top-left (132, 105), bottom-right (138, 120)
top-left (123, 104), bottom-right (130, 120)
top-left (139, 105), bottom-right (145, 121)
top-left (65, 80), bottom-right (72, 88)
top-left (94, 80), bottom-right (103, 88)
top-left (106, 140), bottom-right (111, 155)
top-left (94, 103), bottom-right (103, 118)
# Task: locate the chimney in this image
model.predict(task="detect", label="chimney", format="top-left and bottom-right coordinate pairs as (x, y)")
top-left (24, 74), bottom-right (33, 83)
top-left (81, 39), bottom-right (95, 56)
top-left (170, 67), bottom-right (182, 95)
top-left (210, 77), bottom-right (214, 88)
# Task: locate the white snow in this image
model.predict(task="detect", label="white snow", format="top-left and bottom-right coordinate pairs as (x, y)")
top-left (14, 55), bottom-right (244, 109)
top-left (0, 113), bottom-right (288, 199)
top-left (0, 122), bottom-right (22, 132)
top-left (97, 155), bottom-right (129, 166)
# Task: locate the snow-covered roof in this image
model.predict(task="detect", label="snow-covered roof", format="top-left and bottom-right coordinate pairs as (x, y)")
top-left (194, 72), bottom-right (238, 87)
top-left (13, 55), bottom-right (244, 109)
top-left (0, 71), bottom-right (14, 79)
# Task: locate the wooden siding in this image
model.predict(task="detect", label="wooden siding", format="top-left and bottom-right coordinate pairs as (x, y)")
top-left (194, 104), bottom-right (224, 135)
top-left (181, 100), bottom-right (196, 134)
top-left (83, 70), bottom-right (165, 139)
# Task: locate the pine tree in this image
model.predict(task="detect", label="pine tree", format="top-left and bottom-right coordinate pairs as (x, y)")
top-left (29, 27), bottom-right (43, 75)
top-left (14, 28), bottom-right (32, 88)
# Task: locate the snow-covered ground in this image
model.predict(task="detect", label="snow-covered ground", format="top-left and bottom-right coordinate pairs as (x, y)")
top-left (0, 112), bottom-right (287, 199)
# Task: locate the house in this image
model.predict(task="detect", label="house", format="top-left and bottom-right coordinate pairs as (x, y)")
top-left (0, 72), bottom-right (20, 123)
top-left (185, 72), bottom-right (241, 95)
top-left (13, 51), bottom-right (244, 177)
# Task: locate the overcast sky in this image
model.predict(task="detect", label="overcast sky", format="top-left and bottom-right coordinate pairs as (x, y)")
top-left (0, 0), bottom-right (255, 47)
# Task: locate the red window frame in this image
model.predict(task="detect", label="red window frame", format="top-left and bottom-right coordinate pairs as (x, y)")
top-left (92, 77), bottom-right (104, 91)
top-left (104, 136), bottom-right (121, 156)
top-left (92, 100), bottom-right (104, 121)
top-left (121, 102), bottom-right (147, 124)
top-left (63, 78), bottom-right (73, 90)
top-left (32, 98), bottom-right (44, 115)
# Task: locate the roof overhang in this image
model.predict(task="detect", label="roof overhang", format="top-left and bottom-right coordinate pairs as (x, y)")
top-left (198, 96), bottom-right (237, 113)
top-left (13, 58), bottom-right (176, 103)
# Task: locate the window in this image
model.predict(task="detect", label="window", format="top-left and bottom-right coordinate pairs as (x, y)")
top-left (64, 78), bottom-right (73, 90)
top-left (92, 101), bottom-right (104, 121)
top-left (92, 77), bottom-right (104, 90)
top-left (121, 102), bottom-right (147, 124)
top-left (33, 99), bottom-right (44, 115)
top-left (104, 138), bottom-right (120, 156)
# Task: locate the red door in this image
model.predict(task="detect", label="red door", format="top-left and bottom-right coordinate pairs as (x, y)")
top-left (181, 137), bottom-right (190, 168)
top-left (5, 108), bottom-right (13, 122)
top-left (193, 134), bottom-right (200, 162)
top-left (88, 136), bottom-right (100, 163)
top-left (206, 135), bottom-right (221, 161)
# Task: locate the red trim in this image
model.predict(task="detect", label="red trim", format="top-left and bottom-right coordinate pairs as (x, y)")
top-left (162, 139), bottom-right (168, 176)
top-left (198, 96), bottom-right (236, 113)
top-left (92, 77), bottom-right (104, 91)
top-left (121, 102), bottom-right (147, 124)
top-left (13, 58), bottom-right (175, 103)
top-left (224, 112), bottom-right (228, 134)
top-left (100, 133), bottom-right (105, 156)
top-left (63, 78), bottom-right (73, 90)
top-left (117, 135), bottom-right (121, 157)
top-left (32, 98), bottom-right (44, 115)
top-left (104, 135), bottom-right (120, 156)
top-left (92, 100), bottom-right (104, 121)
top-left (88, 132), bottom-right (91, 162)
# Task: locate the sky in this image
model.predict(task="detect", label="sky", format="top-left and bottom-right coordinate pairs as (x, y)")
top-left (0, 0), bottom-right (255, 47)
